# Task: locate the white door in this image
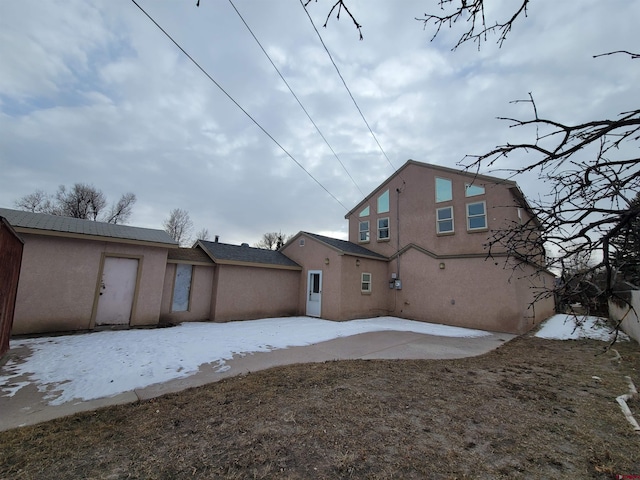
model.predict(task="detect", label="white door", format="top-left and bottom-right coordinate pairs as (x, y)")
top-left (306, 270), bottom-right (322, 317)
top-left (95, 257), bottom-right (139, 326)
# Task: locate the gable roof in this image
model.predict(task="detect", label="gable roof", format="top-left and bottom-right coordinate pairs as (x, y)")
top-left (294, 232), bottom-right (387, 260)
top-left (167, 246), bottom-right (215, 265)
top-left (345, 159), bottom-right (519, 219)
top-left (198, 240), bottom-right (301, 270)
top-left (0, 208), bottom-right (177, 248)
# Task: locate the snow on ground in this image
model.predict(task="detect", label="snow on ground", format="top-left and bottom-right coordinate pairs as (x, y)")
top-left (535, 314), bottom-right (630, 342)
top-left (0, 316), bottom-right (489, 406)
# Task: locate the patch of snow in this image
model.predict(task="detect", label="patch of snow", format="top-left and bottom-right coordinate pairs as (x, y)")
top-left (0, 316), bottom-right (490, 406)
top-left (535, 314), bottom-right (629, 342)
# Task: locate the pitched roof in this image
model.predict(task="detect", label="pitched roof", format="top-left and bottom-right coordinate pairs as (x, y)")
top-left (299, 232), bottom-right (387, 260)
top-left (198, 240), bottom-right (301, 270)
top-left (345, 159), bottom-right (519, 218)
top-left (0, 208), bottom-right (177, 247)
top-left (167, 247), bottom-right (214, 265)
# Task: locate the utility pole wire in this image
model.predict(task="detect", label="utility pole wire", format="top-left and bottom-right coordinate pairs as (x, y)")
top-left (130, 0), bottom-right (348, 211)
top-left (228, 0), bottom-right (365, 197)
top-left (300, 0), bottom-right (397, 173)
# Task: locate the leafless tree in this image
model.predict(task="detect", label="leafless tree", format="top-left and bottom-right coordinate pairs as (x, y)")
top-left (255, 231), bottom-right (293, 250)
top-left (163, 208), bottom-right (193, 246)
top-left (195, 227), bottom-right (211, 241)
top-left (15, 184), bottom-right (137, 224)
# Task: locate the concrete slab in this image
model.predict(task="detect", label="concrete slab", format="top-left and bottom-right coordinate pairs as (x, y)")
top-left (1, 330), bottom-right (514, 431)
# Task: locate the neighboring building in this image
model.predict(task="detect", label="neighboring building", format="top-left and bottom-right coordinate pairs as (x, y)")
top-left (0, 217), bottom-right (23, 358)
top-left (2, 160), bottom-right (555, 336)
top-left (0, 208), bottom-right (178, 335)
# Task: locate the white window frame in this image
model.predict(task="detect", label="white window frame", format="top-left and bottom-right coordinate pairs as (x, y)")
top-left (361, 272), bottom-right (372, 293)
top-left (435, 177), bottom-right (453, 203)
top-left (466, 201), bottom-right (487, 231)
top-left (377, 217), bottom-right (390, 240)
top-left (359, 206), bottom-right (370, 217)
top-left (377, 189), bottom-right (390, 213)
top-left (436, 206), bottom-right (454, 234)
top-left (465, 183), bottom-right (485, 197)
top-left (359, 220), bottom-right (370, 243)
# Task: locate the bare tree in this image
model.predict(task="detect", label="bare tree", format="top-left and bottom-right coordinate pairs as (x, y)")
top-left (255, 231), bottom-right (293, 250)
top-left (195, 227), bottom-right (211, 241)
top-left (15, 184), bottom-right (137, 224)
top-left (410, 1), bottom-right (640, 320)
top-left (104, 192), bottom-right (137, 225)
top-left (163, 208), bottom-right (193, 246)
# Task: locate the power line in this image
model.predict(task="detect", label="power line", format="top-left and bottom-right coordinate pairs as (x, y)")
top-left (228, 0), bottom-right (365, 197)
top-left (299, 0), bottom-right (397, 173)
top-left (130, 0), bottom-right (348, 211)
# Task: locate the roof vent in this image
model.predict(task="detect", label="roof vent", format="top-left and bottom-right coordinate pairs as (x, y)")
top-left (241, 243), bottom-right (249, 247)
top-left (215, 235), bottom-right (219, 243)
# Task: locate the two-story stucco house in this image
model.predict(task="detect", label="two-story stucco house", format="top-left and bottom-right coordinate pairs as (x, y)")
top-left (282, 160), bottom-right (555, 334)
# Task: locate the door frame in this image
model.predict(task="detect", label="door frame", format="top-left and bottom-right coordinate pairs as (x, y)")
top-left (306, 269), bottom-right (322, 317)
top-left (89, 253), bottom-right (143, 329)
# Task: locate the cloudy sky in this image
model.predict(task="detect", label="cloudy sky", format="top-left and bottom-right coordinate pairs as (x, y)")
top-left (1, 1), bottom-right (637, 245)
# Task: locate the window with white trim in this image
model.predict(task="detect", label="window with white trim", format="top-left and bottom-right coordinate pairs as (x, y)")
top-left (378, 217), bottom-right (390, 240)
top-left (359, 220), bottom-right (370, 242)
top-left (377, 189), bottom-right (389, 213)
top-left (467, 201), bottom-right (487, 230)
top-left (171, 264), bottom-right (193, 312)
top-left (361, 273), bottom-right (372, 293)
top-left (436, 206), bottom-right (454, 234)
top-left (435, 178), bottom-right (452, 203)
top-left (359, 206), bottom-right (370, 217)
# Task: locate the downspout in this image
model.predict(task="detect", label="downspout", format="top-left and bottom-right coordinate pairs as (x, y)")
top-left (396, 187), bottom-right (401, 279)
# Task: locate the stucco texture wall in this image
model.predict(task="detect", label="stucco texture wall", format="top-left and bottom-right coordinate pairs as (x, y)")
top-left (609, 290), bottom-right (640, 343)
top-left (160, 264), bottom-right (214, 324)
top-left (212, 265), bottom-right (299, 322)
top-left (389, 248), bottom-right (552, 334)
top-left (12, 234), bottom-right (168, 335)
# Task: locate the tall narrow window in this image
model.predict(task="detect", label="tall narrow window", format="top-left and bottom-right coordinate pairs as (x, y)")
top-left (467, 201), bottom-right (487, 231)
top-left (359, 206), bottom-right (370, 217)
top-left (465, 184), bottom-right (485, 197)
top-left (436, 206), bottom-right (454, 234)
top-left (378, 217), bottom-right (390, 240)
top-left (359, 220), bottom-right (370, 242)
top-left (377, 189), bottom-right (389, 213)
top-left (172, 264), bottom-right (193, 312)
top-left (435, 178), bottom-right (452, 203)
top-left (361, 273), bottom-right (372, 293)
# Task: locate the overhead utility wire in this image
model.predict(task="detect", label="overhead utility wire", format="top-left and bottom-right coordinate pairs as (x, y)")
top-left (130, 0), bottom-right (348, 211)
top-left (300, 0), bottom-right (397, 173)
top-left (228, 0), bottom-right (365, 197)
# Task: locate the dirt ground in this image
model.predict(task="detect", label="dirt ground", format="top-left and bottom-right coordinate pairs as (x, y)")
top-left (1, 334), bottom-right (639, 479)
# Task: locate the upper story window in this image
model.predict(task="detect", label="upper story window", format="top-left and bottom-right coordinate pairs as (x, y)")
top-left (436, 206), bottom-right (454, 234)
top-left (359, 206), bottom-right (370, 217)
top-left (435, 178), bottom-right (452, 203)
top-left (359, 220), bottom-right (370, 242)
top-left (465, 184), bottom-right (485, 197)
top-left (377, 189), bottom-right (389, 213)
top-left (378, 217), bottom-right (390, 240)
top-left (467, 201), bottom-right (487, 231)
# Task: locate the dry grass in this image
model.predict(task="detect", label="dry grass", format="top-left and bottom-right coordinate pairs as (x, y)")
top-left (1, 335), bottom-right (639, 479)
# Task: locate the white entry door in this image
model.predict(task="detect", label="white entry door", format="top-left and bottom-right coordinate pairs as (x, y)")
top-left (95, 257), bottom-right (139, 326)
top-left (306, 270), bottom-right (322, 317)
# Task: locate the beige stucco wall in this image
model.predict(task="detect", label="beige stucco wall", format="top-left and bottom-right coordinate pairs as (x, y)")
top-left (160, 264), bottom-right (214, 324)
top-left (388, 247), bottom-right (553, 334)
top-left (212, 265), bottom-right (300, 322)
top-left (12, 233), bottom-right (169, 335)
top-left (609, 290), bottom-right (640, 343)
top-left (282, 235), bottom-right (390, 320)
top-left (347, 162), bottom-right (522, 258)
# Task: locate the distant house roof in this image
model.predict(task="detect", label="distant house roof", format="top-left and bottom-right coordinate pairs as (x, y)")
top-left (198, 240), bottom-right (302, 270)
top-left (345, 159), bottom-right (519, 218)
top-left (296, 232), bottom-right (388, 260)
top-left (0, 208), bottom-right (178, 248)
top-left (167, 247), bottom-right (214, 265)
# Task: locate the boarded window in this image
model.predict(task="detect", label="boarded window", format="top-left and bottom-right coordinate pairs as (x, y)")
top-left (172, 264), bottom-right (193, 312)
